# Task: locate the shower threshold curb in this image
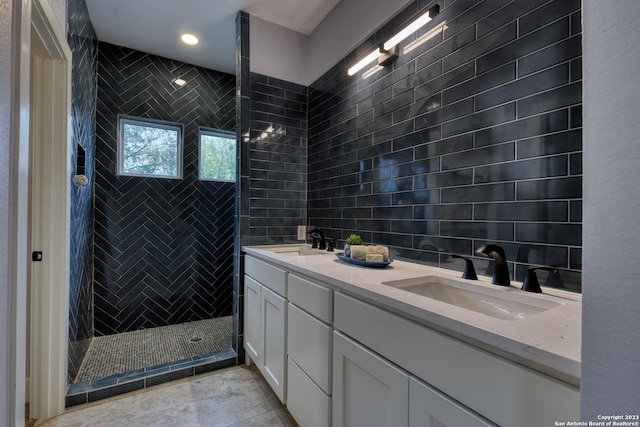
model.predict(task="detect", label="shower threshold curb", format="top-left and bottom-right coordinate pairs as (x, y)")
top-left (65, 348), bottom-right (237, 408)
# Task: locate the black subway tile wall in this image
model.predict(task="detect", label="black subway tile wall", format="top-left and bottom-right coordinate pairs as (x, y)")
top-left (67, 0), bottom-right (97, 383)
top-left (235, 14), bottom-right (308, 363)
top-left (247, 72), bottom-right (308, 245)
top-left (94, 43), bottom-right (237, 334)
top-left (308, 0), bottom-right (582, 290)
top-left (235, 11), bottom-right (250, 364)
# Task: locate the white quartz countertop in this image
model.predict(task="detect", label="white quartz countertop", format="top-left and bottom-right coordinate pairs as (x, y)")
top-left (243, 244), bottom-right (581, 385)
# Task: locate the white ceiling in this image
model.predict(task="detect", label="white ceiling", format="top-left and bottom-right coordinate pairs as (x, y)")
top-left (85, 0), bottom-right (341, 75)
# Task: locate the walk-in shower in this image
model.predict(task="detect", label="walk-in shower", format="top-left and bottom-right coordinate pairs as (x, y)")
top-left (65, 19), bottom-right (238, 404)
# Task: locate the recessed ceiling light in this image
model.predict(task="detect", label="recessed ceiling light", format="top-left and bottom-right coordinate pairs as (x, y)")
top-left (181, 33), bottom-right (199, 45)
top-left (173, 78), bottom-right (187, 86)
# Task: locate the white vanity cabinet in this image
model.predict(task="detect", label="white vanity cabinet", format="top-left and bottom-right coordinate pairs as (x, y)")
top-left (286, 273), bottom-right (333, 427)
top-left (243, 249), bottom-right (580, 427)
top-left (332, 323), bottom-right (494, 427)
top-left (244, 256), bottom-right (287, 402)
top-left (334, 292), bottom-right (579, 427)
top-left (244, 255), bottom-right (333, 423)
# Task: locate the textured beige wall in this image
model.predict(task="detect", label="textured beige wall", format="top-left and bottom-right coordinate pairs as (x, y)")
top-left (46, 0), bottom-right (67, 35)
top-left (0, 0), bottom-right (18, 423)
top-left (249, 0), bottom-right (413, 86)
top-left (582, 0), bottom-right (640, 418)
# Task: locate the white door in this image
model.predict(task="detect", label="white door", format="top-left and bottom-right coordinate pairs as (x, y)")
top-left (332, 331), bottom-right (409, 427)
top-left (409, 377), bottom-right (497, 427)
top-left (28, 0), bottom-right (73, 420)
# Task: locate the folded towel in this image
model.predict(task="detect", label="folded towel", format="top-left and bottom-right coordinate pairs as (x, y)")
top-left (349, 245), bottom-right (390, 262)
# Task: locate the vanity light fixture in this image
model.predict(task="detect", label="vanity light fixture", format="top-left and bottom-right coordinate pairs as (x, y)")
top-left (383, 5), bottom-right (440, 51)
top-left (378, 45), bottom-right (398, 67)
top-left (347, 48), bottom-right (382, 76)
top-left (173, 78), bottom-right (187, 86)
top-left (347, 4), bottom-right (440, 76)
top-left (180, 33), bottom-right (199, 45)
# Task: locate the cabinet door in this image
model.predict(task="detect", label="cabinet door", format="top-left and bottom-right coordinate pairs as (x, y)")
top-left (262, 285), bottom-right (287, 403)
top-left (244, 275), bottom-right (262, 363)
top-left (409, 377), bottom-right (497, 427)
top-left (333, 331), bottom-right (409, 427)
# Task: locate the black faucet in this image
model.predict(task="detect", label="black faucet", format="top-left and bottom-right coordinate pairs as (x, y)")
top-left (309, 233), bottom-right (318, 248)
top-left (522, 266), bottom-right (557, 293)
top-left (309, 229), bottom-right (326, 250)
top-left (451, 255), bottom-right (478, 280)
top-left (326, 237), bottom-right (336, 252)
top-left (475, 244), bottom-right (510, 286)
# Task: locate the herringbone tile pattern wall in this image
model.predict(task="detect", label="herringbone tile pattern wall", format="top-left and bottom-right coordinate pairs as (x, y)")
top-left (94, 42), bottom-right (236, 335)
top-left (67, 0), bottom-right (97, 383)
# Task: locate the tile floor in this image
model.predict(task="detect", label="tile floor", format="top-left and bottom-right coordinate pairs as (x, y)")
top-left (35, 366), bottom-right (298, 427)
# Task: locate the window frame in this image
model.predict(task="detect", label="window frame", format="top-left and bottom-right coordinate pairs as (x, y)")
top-left (198, 128), bottom-right (237, 182)
top-left (117, 115), bottom-right (184, 179)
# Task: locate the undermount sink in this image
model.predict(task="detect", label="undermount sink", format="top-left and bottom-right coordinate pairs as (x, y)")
top-left (280, 249), bottom-right (326, 256)
top-left (264, 246), bottom-right (326, 256)
top-left (381, 276), bottom-right (562, 321)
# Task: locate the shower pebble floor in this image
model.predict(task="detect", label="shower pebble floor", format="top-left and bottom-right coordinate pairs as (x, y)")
top-left (74, 316), bottom-right (233, 383)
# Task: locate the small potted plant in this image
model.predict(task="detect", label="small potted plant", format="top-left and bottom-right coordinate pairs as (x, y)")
top-left (343, 233), bottom-right (363, 257)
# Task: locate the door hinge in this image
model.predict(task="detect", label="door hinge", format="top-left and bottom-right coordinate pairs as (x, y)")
top-left (32, 251), bottom-right (43, 262)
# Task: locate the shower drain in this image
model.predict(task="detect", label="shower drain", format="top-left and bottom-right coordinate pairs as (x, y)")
top-left (189, 336), bottom-right (203, 343)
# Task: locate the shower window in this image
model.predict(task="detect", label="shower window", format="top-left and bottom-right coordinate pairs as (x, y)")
top-left (199, 128), bottom-right (236, 181)
top-left (117, 115), bottom-right (183, 178)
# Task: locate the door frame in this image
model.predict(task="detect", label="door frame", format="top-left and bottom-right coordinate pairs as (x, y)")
top-left (5, 0), bottom-right (33, 424)
top-left (27, 0), bottom-right (72, 421)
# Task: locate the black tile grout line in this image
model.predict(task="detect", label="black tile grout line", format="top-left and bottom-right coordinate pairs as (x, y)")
top-left (66, 349), bottom-right (237, 408)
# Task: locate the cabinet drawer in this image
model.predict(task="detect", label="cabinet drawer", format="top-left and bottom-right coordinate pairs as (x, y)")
top-left (409, 377), bottom-right (496, 427)
top-left (287, 303), bottom-right (332, 393)
top-left (334, 292), bottom-right (579, 427)
top-left (287, 357), bottom-right (330, 427)
top-left (245, 255), bottom-right (287, 296)
top-left (288, 273), bottom-right (332, 323)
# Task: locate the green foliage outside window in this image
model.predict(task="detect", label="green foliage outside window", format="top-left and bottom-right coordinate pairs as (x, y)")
top-left (119, 117), bottom-right (182, 178)
top-left (200, 131), bottom-right (236, 181)
top-left (117, 117), bottom-right (235, 181)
